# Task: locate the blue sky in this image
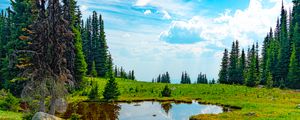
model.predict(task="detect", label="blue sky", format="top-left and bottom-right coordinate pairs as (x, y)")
top-left (0, 0), bottom-right (293, 83)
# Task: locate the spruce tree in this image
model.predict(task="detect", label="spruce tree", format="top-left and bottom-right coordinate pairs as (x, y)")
top-left (1, 0), bottom-right (34, 96)
top-left (218, 49), bottom-right (229, 84)
top-left (287, 23), bottom-right (300, 89)
top-left (103, 54), bottom-right (120, 101)
top-left (245, 44), bottom-right (259, 87)
top-left (228, 41), bottom-right (240, 84)
top-left (277, 3), bottom-right (290, 87)
top-left (238, 49), bottom-right (246, 84)
top-left (97, 15), bottom-right (109, 77)
top-left (67, 0), bottom-right (87, 89)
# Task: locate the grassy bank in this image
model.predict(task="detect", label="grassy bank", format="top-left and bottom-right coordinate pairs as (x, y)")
top-left (71, 77), bottom-right (300, 120)
top-left (0, 110), bottom-right (22, 120)
top-left (2, 77), bottom-right (300, 120)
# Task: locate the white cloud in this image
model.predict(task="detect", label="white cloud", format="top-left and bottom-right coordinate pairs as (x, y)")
top-left (135, 0), bottom-right (151, 6)
top-left (161, 0), bottom-right (293, 48)
top-left (144, 10), bottom-right (152, 15)
top-left (162, 10), bottom-right (172, 19)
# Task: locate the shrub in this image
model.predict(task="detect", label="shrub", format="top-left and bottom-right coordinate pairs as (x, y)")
top-left (88, 82), bottom-right (100, 100)
top-left (0, 90), bottom-right (20, 112)
top-left (22, 112), bottom-right (34, 120)
top-left (161, 85), bottom-right (171, 97)
top-left (69, 113), bottom-right (82, 120)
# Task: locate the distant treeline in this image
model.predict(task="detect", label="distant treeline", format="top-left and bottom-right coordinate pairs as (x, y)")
top-left (152, 71), bottom-right (215, 84)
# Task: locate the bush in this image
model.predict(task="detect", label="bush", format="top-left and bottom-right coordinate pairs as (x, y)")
top-left (69, 113), bottom-right (82, 120)
top-left (161, 85), bottom-right (171, 97)
top-left (22, 112), bottom-right (34, 120)
top-left (88, 82), bottom-right (100, 100)
top-left (0, 90), bottom-right (20, 112)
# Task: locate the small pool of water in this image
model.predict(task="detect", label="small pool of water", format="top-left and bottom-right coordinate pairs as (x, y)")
top-left (62, 101), bottom-right (223, 120)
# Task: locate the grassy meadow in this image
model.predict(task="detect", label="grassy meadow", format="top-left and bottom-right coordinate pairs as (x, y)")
top-left (69, 77), bottom-right (300, 120)
top-left (1, 77), bottom-right (300, 120)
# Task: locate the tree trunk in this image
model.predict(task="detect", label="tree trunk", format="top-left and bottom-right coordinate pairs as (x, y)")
top-left (39, 99), bottom-right (45, 112)
top-left (49, 97), bottom-right (56, 115)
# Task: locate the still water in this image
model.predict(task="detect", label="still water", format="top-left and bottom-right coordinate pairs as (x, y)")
top-left (62, 101), bottom-right (223, 120)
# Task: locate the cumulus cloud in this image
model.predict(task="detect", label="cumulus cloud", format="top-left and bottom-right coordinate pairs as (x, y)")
top-left (135, 0), bottom-right (151, 6)
top-left (162, 10), bottom-right (172, 19)
top-left (160, 0), bottom-right (292, 48)
top-left (144, 10), bottom-right (152, 15)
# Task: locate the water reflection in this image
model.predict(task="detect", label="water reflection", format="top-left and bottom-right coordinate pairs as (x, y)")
top-left (161, 102), bottom-right (172, 114)
top-left (63, 102), bottom-right (121, 120)
top-left (62, 101), bottom-right (223, 120)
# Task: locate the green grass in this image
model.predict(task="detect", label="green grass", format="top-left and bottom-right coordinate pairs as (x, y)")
top-left (0, 110), bottom-right (22, 120)
top-left (71, 77), bottom-right (300, 120)
top-left (2, 77), bottom-right (300, 120)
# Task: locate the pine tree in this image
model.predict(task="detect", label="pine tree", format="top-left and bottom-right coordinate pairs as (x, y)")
top-left (245, 44), bottom-right (259, 87)
top-left (287, 23), bottom-right (300, 89)
top-left (97, 15), bottom-right (109, 77)
top-left (228, 41), bottom-right (240, 84)
top-left (255, 42), bottom-right (260, 82)
top-left (103, 54), bottom-right (120, 101)
top-left (261, 29), bottom-right (273, 85)
top-left (157, 74), bottom-right (161, 83)
top-left (218, 49), bottom-right (229, 84)
top-left (91, 61), bottom-right (97, 77)
top-left (277, 3), bottom-right (291, 87)
top-left (165, 72), bottom-right (170, 83)
top-left (161, 85), bottom-right (171, 97)
top-left (238, 49), bottom-right (246, 84)
top-left (131, 70), bottom-right (135, 80)
top-left (67, 0), bottom-right (87, 89)
top-left (83, 17), bottom-right (93, 75)
top-left (114, 66), bottom-right (118, 77)
top-left (1, 0), bottom-right (34, 96)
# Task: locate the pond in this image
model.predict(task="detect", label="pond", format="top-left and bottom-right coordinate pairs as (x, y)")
top-left (62, 101), bottom-right (223, 120)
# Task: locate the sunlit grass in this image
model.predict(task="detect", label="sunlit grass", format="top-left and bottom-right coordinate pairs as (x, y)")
top-left (71, 77), bottom-right (300, 119)
top-left (0, 110), bottom-right (22, 120)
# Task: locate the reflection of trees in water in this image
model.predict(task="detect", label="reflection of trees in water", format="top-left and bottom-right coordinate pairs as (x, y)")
top-left (161, 102), bottom-right (172, 114)
top-left (63, 102), bottom-right (121, 120)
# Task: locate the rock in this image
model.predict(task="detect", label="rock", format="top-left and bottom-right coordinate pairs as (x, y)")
top-left (32, 112), bottom-right (63, 120)
top-left (133, 103), bottom-right (141, 106)
top-left (55, 98), bottom-right (68, 113)
top-left (296, 104), bottom-right (300, 109)
top-left (245, 112), bottom-right (256, 116)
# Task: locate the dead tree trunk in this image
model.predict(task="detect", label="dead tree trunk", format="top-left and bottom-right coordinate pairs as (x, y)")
top-left (21, 0), bottom-right (74, 115)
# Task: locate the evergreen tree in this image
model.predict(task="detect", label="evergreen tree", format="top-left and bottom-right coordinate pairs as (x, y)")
top-left (238, 49), bottom-right (246, 84)
top-left (91, 61), bottom-right (97, 77)
top-left (277, 3), bottom-right (291, 87)
top-left (218, 49), bottom-right (229, 84)
top-left (97, 15), bottom-right (109, 77)
top-left (255, 42), bottom-right (260, 82)
top-left (161, 85), bottom-right (171, 97)
top-left (228, 41), bottom-right (240, 84)
top-left (261, 29), bottom-right (273, 85)
top-left (131, 70), bottom-right (135, 80)
top-left (245, 44), bottom-right (259, 87)
top-left (68, 0), bottom-right (87, 89)
top-left (157, 74), bottom-right (161, 83)
top-left (103, 54), bottom-right (120, 101)
top-left (287, 23), bottom-right (300, 89)
top-left (114, 66), bottom-right (118, 77)
top-left (83, 17), bottom-right (93, 75)
top-left (1, 0), bottom-right (34, 96)
top-left (165, 72), bottom-right (170, 83)
top-left (181, 71), bottom-right (191, 84)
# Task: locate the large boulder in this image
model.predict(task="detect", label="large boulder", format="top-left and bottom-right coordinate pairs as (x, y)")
top-left (32, 112), bottom-right (63, 120)
top-left (55, 98), bottom-right (68, 113)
